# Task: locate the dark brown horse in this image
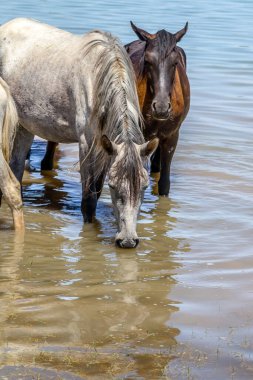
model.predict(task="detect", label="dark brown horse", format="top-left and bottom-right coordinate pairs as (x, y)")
top-left (39, 22), bottom-right (190, 196)
top-left (126, 22), bottom-right (190, 196)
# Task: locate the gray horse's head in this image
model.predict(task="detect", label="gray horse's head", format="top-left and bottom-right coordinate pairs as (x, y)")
top-left (102, 135), bottom-right (158, 248)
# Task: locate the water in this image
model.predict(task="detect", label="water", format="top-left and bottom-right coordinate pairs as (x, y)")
top-left (0, 0), bottom-right (253, 378)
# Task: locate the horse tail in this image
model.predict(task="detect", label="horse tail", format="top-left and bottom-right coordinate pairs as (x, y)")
top-left (0, 77), bottom-right (18, 162)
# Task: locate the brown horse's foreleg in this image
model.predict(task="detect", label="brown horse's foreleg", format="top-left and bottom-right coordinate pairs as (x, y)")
top-left (41, 141), bottom-right (58, 171)
top-left (150, 145), bottom-right (161, 173)
top-left (158, 134), bottom-right (179, 196)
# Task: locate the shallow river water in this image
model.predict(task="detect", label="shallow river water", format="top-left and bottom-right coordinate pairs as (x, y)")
top-left (0, 0), bottom-right (253, 379)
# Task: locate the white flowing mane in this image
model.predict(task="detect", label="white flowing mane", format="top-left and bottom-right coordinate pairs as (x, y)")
top-left (85, 31), bottom-right (144, 144)
top-left (82, 32), bottom-right (146, 200)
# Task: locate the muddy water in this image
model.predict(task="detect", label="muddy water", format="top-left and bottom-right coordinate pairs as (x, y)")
top-left (0, 0), bottom-right (253, 379)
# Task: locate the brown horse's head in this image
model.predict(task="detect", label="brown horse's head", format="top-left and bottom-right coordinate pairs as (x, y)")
top-left (130, 21), bottom-right (188, 120)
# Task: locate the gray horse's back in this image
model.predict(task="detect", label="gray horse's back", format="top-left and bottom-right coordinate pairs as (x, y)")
top-left (0, 18), bottom-right (103, 142)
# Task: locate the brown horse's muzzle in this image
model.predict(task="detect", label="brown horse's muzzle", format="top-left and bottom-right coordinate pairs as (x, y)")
top-left (151, 99), bottom-right (171, 120)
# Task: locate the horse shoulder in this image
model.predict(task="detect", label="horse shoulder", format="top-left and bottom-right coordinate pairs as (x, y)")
top-left (171, 63), bottom-right (190, 119)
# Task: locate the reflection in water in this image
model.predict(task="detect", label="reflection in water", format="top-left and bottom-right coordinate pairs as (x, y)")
top-left (22, 141), bottom-right (80, 212)
top-left (0, 140), bottom-right (188, 378)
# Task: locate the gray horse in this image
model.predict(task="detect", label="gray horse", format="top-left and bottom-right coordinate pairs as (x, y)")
top-left (0, 18), bottom-right (158, 247)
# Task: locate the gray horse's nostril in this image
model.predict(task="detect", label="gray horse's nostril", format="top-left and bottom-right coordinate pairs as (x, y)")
top-left (152, 101), bottom-right (157, 111)
top-left (135, 238), bottom-right (140, 247)
top-left (168, 102), bottom-right (171, 111)
top-left (116, 239), bottom-right (123, 248)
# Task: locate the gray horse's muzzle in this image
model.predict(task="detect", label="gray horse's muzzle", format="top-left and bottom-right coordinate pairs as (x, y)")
top-left (115, 238), bottom-right (140, 249)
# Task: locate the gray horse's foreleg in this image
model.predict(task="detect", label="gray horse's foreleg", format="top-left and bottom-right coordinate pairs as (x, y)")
top-left (81, 181), bottom-right (97, 222)
top-left (79, 136), bottom-right (98, 222)
top-left (95, 172), bottom-right (106, 201)
top-left (10, 125), bottom-right (34, 184)
top-left (80, 164), bottom-right (98, 223)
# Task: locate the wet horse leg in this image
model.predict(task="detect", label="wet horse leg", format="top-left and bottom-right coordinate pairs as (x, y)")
top-left (0, 154), bottom-right (24, 229)
top-left (158, 133), bottom-right (179, 196)
top-left (81, 179), bottom-right (97, 222)
top-left (150, 145), bottom-right (161, 173)
top-left (95, 172), bottom-right (106, 201)
top-left (80, 168), bottom-right (98, 223)
top-left (41, 141), bottom-right (58, 170)
top-left (79, 137), bottom-right (98, 223)
top-left (0, 90), bottom-right (23, 230)
top-left (10, 125), bottom-right (34, 185)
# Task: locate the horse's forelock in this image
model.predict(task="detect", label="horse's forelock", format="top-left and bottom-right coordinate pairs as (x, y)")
top-left (155, 29), bottom-right (176, 61)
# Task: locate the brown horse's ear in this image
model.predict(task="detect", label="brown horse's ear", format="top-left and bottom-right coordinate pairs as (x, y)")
top-left (174, 22), bottom-right (188, 42)
top-left (130, 21), bottom-right (156, 41)
top-left (140, 138), bottom-right (159, 157)
top-left (101, 135), bottom-right (117, 155)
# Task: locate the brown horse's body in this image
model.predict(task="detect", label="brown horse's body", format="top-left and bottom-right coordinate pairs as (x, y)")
top-left (38, 23), bottom-right (190, 196)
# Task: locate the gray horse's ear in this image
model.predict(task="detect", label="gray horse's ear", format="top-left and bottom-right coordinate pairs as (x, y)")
top-left (130, 21), bottom-right (156, 41)
top-left (174, 22), bottom-right (188, 42)
top-left (140, 138), bottom-right (159, 157)
top-left (101, 135), bottom-right (117, 155)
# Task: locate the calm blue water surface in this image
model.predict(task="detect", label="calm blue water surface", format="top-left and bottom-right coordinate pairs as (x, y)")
top-left (0, 1), bottom-right (253, 379)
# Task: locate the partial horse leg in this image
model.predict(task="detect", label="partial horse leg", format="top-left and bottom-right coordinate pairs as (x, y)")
top-left (79, 137), bottom-right (97, 223)
top-left (158, 133), bottom-right (179, 196)
top-left (81, 170), bottom-right (105, 220)
top-left (0, 154), bottom-right (24, 229)
top-left (150, 145), bottom-right (161, 173)
top-left (41, 141), bottom-right (58, 171)
top-left (0, 83), bottom-right (24, 230)
top-left (95, 172), bottom-right (106, 201)
top-left (10, 125), bottom-right (34, 184)
top-left (81, 180), bottom-right (97, 222)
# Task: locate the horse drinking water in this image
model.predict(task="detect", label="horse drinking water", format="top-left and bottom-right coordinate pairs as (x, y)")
top-left (0, 18), bottom-right (158, 246)
top-left (40, 22), bottom-right (190, 196)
